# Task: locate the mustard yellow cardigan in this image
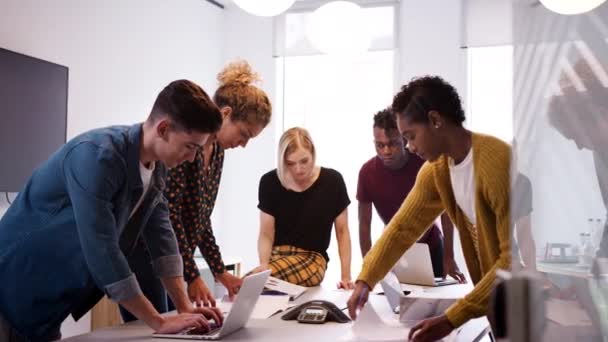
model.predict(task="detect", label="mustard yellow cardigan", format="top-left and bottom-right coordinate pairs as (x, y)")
top-left (357, 132), bottom-right (511, 328)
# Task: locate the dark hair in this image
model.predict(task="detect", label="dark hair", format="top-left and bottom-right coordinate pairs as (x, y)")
top-left (149, 79), bottom-right (222, 133)
top-left (373, 107), bottom-right (398, 131)
top-left (392, 76), bottom-right (465, 125)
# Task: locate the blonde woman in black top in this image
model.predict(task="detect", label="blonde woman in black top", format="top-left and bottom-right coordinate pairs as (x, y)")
top-left (254, 127), bottom-right (354, 288)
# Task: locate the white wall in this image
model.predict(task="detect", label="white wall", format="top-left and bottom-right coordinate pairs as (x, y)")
top-left (0, 0), bottom-right (225, 139)
top-left (211, 3), bottom-right (278, 274)
top-left (398, 0), bottom-right (467, 107)
top-left (0, 0), bottom-right (225, 337)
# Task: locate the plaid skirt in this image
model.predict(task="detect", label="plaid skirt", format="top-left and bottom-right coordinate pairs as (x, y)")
top-left (268, 245), bottom-right (327, 287)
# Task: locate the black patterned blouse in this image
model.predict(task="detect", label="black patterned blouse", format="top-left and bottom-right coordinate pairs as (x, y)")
top-left (165, 142), bottom-right (225, 283)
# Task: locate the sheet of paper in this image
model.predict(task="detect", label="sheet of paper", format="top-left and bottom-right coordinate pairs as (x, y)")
top-left (265, 276), bottom-right (307, 299)
top-left (250, 294), bottom-right (290, 319)
top-left (345, 303), bottom-right (407, 342)
top-left (545, 298), bottom-right (592, 327)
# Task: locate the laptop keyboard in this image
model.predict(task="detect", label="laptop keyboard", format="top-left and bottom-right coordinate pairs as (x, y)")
top-left (181, 322), bottom-right (221, 336)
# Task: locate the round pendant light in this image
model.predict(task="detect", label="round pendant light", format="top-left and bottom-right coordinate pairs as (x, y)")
top-left (539, 0), bottom-right (607, 15)
top-left (306, 1), bottom-right (371, 55)
top-left (232, 0), bottom-right (296, 17)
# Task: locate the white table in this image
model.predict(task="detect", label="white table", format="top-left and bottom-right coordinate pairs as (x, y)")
top-left (63, 285), bottom-right (489, 341)
top-left (537, 261), bottom-right (592, 279)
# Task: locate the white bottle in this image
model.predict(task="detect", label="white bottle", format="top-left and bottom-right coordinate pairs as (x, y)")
top-left (577, 232), bottom-right (586, 265)
top-left (582, 233), bottom-right (595, 267)
top-left (595, 219), bottom-right (603, 251)
top-left (588, 219), bottom-right (596, 251)
top-left (588, 218), bottom-right (595, 236)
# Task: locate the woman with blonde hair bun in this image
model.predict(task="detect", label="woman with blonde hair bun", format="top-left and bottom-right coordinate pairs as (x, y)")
top-left (121, 60), bottom-right (272, 322)
top-left (253, 127), bottom-right (354, 289)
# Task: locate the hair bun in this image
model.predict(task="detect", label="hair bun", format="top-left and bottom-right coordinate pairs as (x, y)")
top-left (217, 59), bottom-right (261, 87)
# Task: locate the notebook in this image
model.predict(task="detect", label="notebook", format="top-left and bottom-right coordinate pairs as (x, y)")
top-left (262, 276), bottom-right (307, 300)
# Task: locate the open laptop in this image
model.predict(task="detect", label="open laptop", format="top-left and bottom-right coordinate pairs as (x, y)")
top-left (154, 270), bottom-right (271, 340)
top-left (379, 272), bottom-right (439, 321)
top-left (392, 243), bottom-right (457, 287)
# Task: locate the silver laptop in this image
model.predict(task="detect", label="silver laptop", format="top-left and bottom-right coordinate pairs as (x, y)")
top-left (392, 243), bottom-right (457, 287)
top-left (154, 270), bottom-right (271, 340)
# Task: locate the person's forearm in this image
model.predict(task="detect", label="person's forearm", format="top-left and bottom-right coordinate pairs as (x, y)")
top-left (258, 234), bottom-right (273, 266)
top-left (441, 214), bottom-right (455, 258)
top-left (359, 222), bottom-right (372, 257)
top-left (358, 202), bottom-right (373, 257)
top-left (337, 228), bottom-right (352, 279)
top-left (161, 276), bottom-right (191, 313)
top-left (198, 219), bottom-right (227, 276)
top-left (520, 239), bottom-right (537, 268)
top-left (516, 222), bottom-right (537, 268)
top-left (119, 294), bottom-right (165, 330)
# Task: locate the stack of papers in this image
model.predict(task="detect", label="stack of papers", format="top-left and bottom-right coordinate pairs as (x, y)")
top-left (345, 304), bottom-right (457, 342)
top-left (342, 303), bottom-right (407, 341)
top-left (263, 276), bottom-right (308, 300)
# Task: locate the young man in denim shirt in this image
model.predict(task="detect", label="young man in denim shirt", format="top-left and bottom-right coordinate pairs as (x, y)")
top-left (0, 80), bottom-right (225, 341)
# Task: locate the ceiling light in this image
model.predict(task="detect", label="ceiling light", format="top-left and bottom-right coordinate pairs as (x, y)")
top-left (232, 0), bottom-right (296, 17)
top-left (539, 0), bottom-right (607, 15)
top-left (306, 1), bottom-right (370, 55)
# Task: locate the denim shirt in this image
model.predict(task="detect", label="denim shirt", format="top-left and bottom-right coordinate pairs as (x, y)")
top-left (0, 124), bottom-right (183, 340)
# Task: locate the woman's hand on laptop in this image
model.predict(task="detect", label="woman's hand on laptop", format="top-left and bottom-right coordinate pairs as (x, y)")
top-left (442, 256), bottom-right (467, 284)
top-left (217, 271), bottom-right (243, 298)
top-left (188, 277), bottom-right (217, 307)
top-left (155, 313), bottom-right (211, 334)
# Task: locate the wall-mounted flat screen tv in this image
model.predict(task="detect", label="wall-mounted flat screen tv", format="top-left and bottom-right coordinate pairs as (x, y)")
top-left (0, 47), bottom-right (68, 192)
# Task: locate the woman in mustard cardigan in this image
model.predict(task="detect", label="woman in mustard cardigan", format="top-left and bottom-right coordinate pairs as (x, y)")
top-left (347, 76), bottom-right (511, 342)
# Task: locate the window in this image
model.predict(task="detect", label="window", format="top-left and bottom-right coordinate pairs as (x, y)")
top-left (467, 45), bottom-right (513, 142)
top-left (275, 3), bottom-right (397, 280)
